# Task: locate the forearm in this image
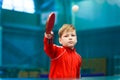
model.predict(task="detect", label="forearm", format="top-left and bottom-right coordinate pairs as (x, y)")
top-left (44, 32), bottom-right (55, 58)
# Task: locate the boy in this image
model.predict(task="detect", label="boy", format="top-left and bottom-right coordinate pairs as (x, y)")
top-left (44, 24), bottom-right (82, 79)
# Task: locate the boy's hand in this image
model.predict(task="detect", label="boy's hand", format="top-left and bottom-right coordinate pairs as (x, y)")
top-left (45, 31), bottom-right (54, 39)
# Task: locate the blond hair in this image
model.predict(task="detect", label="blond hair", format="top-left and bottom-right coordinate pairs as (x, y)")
top-left (58, 24), bottom-right (76, 38)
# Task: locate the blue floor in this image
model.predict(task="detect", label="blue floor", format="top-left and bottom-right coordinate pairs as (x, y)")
top-left (0, 76), bottom-right (120, 80)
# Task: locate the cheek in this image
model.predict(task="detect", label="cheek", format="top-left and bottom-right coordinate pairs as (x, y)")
top-left (75, 40), bottom-right (77, 44)
top-left (74, 37), bottom-right (77, 43)
top-left (59, 38), bottom-right (62, 44)
top-left (60, 39), bottom-right (67, 45)
top-left (59, 38), bottom-right (65, 44)
top-left (76, 38), bottom-right (77, 42)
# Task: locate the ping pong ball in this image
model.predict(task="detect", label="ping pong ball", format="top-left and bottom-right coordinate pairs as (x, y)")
top-left (72, 5), bottom-right (79, 12)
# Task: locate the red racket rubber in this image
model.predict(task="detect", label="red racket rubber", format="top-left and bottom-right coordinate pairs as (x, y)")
top-left (45, 12), bottom-right (55, 34)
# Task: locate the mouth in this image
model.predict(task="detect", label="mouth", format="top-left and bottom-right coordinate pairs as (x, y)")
top-left (68, 41), bottom-right (73, 44)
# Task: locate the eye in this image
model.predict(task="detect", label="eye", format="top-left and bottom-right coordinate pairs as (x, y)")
top-left (64, 35), bottom-right (68, 37)
top-left (71, 34), bottom-right (76, 37)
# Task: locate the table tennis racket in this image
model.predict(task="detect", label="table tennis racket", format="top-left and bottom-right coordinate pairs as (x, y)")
top-left (45, 12), bottom-right (55, 34)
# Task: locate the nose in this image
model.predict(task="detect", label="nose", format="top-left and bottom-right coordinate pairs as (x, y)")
top-left (69, 36), bottom-right (72, 40)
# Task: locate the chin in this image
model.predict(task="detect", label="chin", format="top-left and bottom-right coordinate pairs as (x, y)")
top-left (68, 46), bottom-right (74, 49)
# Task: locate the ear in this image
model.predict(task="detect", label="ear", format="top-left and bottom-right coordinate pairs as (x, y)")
top-left (59, 38), bottom-right (62, 44)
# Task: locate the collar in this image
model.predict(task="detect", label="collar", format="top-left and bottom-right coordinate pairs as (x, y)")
top-left (63, 46), bottom-right (76, 52)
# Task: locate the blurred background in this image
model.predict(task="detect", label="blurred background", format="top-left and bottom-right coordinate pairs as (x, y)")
top-left (0, 0), bottom-right (120, 78)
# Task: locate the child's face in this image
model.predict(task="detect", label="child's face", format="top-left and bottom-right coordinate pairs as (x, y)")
top-left (59, 30), bottom-right (77, 49)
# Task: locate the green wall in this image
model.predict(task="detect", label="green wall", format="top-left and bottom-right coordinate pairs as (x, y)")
top-left (1, 0), bottom-right (120, 76)
top-left (0, 1), bottom-right (2, 66)
top-left (1, 9), bottom-right (40, 27)
top-left (74, 0), bottom-right (120, 30)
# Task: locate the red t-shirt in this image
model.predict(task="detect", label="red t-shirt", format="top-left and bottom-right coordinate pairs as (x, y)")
top-left (44, 37), bottom-right (82, 79)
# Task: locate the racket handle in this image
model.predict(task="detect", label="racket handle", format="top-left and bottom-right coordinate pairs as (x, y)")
top-left (48, 39), bottom-right (52, 44)
top-left (45, 32), bottom-right (53, 44)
